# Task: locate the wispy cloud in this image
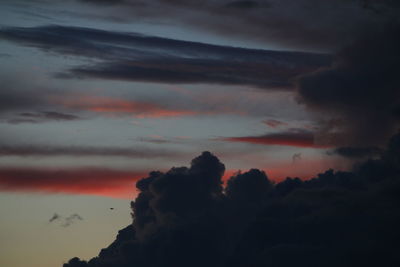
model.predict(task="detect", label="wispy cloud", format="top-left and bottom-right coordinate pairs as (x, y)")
top-left (0, 145), bottom-right (186, 159)
top-left (56, 95), bottom-right (199, 118)
top-left (0, 25), bottom-right (330, 89)
top-left (220, 129), bottom-right (330, 148)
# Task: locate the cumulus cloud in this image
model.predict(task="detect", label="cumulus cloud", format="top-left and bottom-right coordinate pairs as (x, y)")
top-left (63, 134), bottom-right (400, 267)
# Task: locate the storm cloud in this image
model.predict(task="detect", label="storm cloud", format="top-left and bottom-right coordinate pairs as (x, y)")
top-left (63, 134), bottom-right (400, 267)
top-left (297, 25), bottom-right (400, 148)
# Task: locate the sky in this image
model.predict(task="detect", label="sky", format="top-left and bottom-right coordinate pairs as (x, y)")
top-left (0, 1), bottom-right (399, 267)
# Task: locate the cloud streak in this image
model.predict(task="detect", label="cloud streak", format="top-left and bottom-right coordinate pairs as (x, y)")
top-left (67, 0), bottom-right (400, 51)
top-left (56, 95), bottom-right (199, 118)
top-left (0, 145), bottom-right (186, 159)
top-left (5, 111), bottom-right (82, 124)
top-left (0, 167), bottom-right (147, 198)
top-left (220, 129), bottom-right (329, 148)
top-left (0, 25), bottom-right (331, 89)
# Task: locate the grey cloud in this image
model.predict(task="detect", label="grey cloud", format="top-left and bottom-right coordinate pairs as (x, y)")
top-left (0, 25), bottom-right (331, 89)
top-left (64, 0), bottom-right (400, 51)
top-left (0, 145), bottom-right (186, 159)
top-left (5, 111), bottom-right (82, 124)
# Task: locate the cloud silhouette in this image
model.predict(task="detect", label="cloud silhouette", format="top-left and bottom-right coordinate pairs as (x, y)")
top-left (297, 25), bottom-right (400, 148)
top-left (63, 133), bottom-right (400, 267)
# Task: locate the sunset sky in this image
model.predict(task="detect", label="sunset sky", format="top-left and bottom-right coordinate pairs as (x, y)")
top-left (1, 1), bottom-right (399, 267)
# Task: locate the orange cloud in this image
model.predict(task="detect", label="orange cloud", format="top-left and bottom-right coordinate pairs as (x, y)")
top-left (56, 96), bottom-right (197, 118)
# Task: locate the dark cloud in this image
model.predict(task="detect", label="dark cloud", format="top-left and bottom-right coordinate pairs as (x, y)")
top-left (0, 25), bottom-right (330, 89)
top-left (49, 213), bottom-right (61, 222)
top-left (225, 1), bottom-right (262, 9)
top-left (220, 128), bottom-right (327, 148)
top-left (49, 213), bottom-right (84, 227)
top-left (56, 0), bottom-right (400, 51)
top-left (297, 25), bottom-right (400, 147)
top-left (64, 134), bottom-right (400, 267)
top-left (292, 152), bottom-right (302, 163)
top-left (62, 214), bottom-right (83, 227)
top-left (5, 111), bottom-right (81, 124)
top-left (0, 145), bottom-right (186, 159)
top-left (78, 0), bottom-right (126, 5)
top-left (225, 169), bottom-right (272, 203)
top-left (0, 74), bottom-right (83, 124)
top-left (330, 146), bottom-right (383, 159)
top-left (263, 119), bottom-right (287, 128)
top-left (0, 81), bottom-right (47, 114)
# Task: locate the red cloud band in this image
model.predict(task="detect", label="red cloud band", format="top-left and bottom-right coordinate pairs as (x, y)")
top-left (0, 167), bottom-right (147, 199)
top-left (222, 130), bottom-right (331, 148)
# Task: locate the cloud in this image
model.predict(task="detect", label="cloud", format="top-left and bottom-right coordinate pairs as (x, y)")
top-left (78, 0), bottom-right (126, 5)
top-left (62, 214), bottom-right (83, 227)
top-left (225, 1), bottom-right (263, 9)
top-left (55, 95), bottom-right (199, 118)
top-left (49, 213), bottom-right (61, 223)
top-left (64, 134), bottom-right (400, 267)
top-left (49, 213), bottom-right (84, 227)
top-left (0, 145), bottom-right (186, 159)
top-left (0, 167), bottom-right (147, 198)
top-left (220, 129), bottom-right (329, 148)
top-left (0, 73), bottom-right (84, 124)
top-left (329, 146), bottom-right (383, 159)
top-left (0, 78), bottom-right (48, 114)
top-left (292, 152), bottom-right (301, 164)
top-left (54, 0), bottom-right (400, 51)
top-left (263, 119), bottom-right (287, 128)
top-left (297, 25), bottom-right (400, 147)
top-left (5, 111), bottom-right (81, 124)
top-left (0, 25), bottom-right (330, 89)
